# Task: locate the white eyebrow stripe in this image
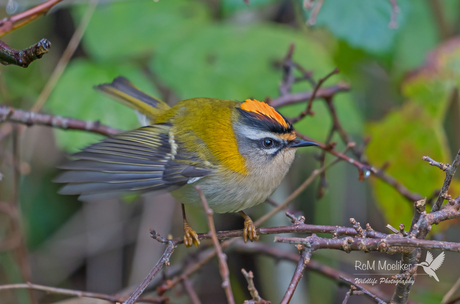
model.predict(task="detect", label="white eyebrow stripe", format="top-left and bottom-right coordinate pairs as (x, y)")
top-left (238, 125), bottom-right (280, 141)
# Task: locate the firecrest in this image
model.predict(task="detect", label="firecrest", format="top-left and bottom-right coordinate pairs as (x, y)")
top-left (56, 77), bottom-right (317, 247)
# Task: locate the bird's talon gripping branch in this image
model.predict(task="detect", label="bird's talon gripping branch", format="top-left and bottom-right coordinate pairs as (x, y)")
top-left (183, 220), bottom-right (200, 247)
top-left (240, 211), bottom-right (259, 243)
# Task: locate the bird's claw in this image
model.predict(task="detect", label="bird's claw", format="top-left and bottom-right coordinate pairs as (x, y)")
top-left (183, 221), bottom-right (200, 247)
top-left (243, 216), bottom-right (259, 243)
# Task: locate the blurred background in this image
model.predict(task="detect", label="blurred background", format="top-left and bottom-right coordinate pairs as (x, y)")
top-left (1, 0), bottom-right (460, 303)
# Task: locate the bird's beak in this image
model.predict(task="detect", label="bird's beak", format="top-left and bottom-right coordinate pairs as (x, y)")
top-left (287, 139), bottom-right (318, 148)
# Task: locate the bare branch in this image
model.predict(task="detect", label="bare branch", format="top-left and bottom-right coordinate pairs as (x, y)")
top-left (0, 39), bottom-right (51, 67)
top-left (197, 186), bottom-right (235, 304)
top-left (0, 106), bottom-right (121, 136)
top-left (0, 0), bottom-right (63, 37)
top-left (339, 277), bottom-right (386, 304)
top-left (431, 149), bottom-right (460, 212)
top-left (123, 243), bottom-right (176, 304)
top-left (0, 283), bottom-right (166, 303)
top-left (280, 248), bottom-right (312, 304)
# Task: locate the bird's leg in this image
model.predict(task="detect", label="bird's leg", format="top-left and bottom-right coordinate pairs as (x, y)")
top-left (239, 211), bottom-right (259, 243)
top-left (182, 204), bottom-right (200, 247)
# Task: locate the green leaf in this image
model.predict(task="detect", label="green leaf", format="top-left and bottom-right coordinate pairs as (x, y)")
top-left (304, 0), bottom-right (409, 55)
top-left (46, 59), bottom-right (160, 152)
top-left (74, 0), bottom-right (211, 60)
top-left (366, 102), bottom-right (451, 227)
top-left (402, 39), bottom-right (460, 120)
top-left (151, 24), bottom-right (363, 140)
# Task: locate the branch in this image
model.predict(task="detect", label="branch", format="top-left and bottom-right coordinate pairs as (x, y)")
top-left (339, 277), bottom-right (386, 304)
top-left (0, 0), bottom-right (63, 37)
top-left (197, 186), bottom-right (235, 304)
top-left (431, 149), bottom-right (460, 212)
top-left (0, 106), bottom-right (121, 136)
top-left (289, 68), bottom-right (340, 123)
top-left (0, 39), bottom-right (51, 67)
top-left (269, 83), bottom-right (350, 108)
top-left (241, 269), bottom-right (271, 304)
top-left (274, 234), bottom-right (460, 253)
top-left (0, 283), bottom-right (165, 303)
top-left (280, 248), bottom-right (312, 304)
top-left (123, 242), bottom-right (176, 304)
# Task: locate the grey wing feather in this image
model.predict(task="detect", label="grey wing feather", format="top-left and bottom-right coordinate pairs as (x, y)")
top-left (56, 124), bottom-right (213, 200)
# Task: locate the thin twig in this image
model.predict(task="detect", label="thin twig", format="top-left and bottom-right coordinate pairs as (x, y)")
top-left (196, 186), bottom-right (235, 304)
top-left (241, 269), bottom-right (270, 304)
top-left (0, 283), bottom-right (166, 303)
top-left (0, 39), bottom-right (51, 67)
top-left (442, 276), bottom-right (460, 304)
top-left (270, 83), bottom-right (350, 108)
top-left (0, 106), bottom-right (121, 136)
top-left (306, 0), bottom-right (324, 26)
top-left (182, 276), bottom-right (202, 304)
top-left (0, 0), bottom-right (63, 37)
top-left (30, 0), bottom-right (99, 113)
top-left (339, 277), bottom-right (386, 304)
top-left (290, 68), bottom-right (340, 123)
top-left (432, 149), bottom-right (460, 212)
top-left (123, 243), bottom-right (176, 304)
top-left (280, 248), bottom-right (312, 304)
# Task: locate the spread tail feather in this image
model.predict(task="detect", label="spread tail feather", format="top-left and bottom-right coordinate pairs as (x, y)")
top-left (95, 77), bottom-right (170, 121)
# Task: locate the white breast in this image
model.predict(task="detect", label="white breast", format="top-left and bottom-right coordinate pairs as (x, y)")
top-left (171, 148), bottom-right (296, 213)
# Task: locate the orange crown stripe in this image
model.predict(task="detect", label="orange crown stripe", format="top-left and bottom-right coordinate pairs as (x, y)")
top-left (240, 99), bottom-right (288, 128)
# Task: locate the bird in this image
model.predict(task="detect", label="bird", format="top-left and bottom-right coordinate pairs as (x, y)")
top-left (56, 77), bottom-right (318, 247)
top-left (416, 251), bottom-right (445, 282)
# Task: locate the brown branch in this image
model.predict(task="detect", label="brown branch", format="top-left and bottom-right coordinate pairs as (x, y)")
top-left (290, 68), bottom-right (340, 123)
top-left (388, 0), bottom-right (400, 29)
top-left (182, 276), bottom-right (201, 304)
top-left (428, 0), bottom-right (453, 40)
top-left (0, 0), bottom-right (63, 37)
top-left (339, 277), bottom-right (386, 304)
top-left (0, 106), bottom-right (121, 136)
top-left (373, 167), bottom-right (423, 202)
top-left (31, 0), bottom-right (99, 113)
top-left (123, 242), bottom-right (176, 304)
top-left (0, 39), bottom-right (51, 67)
top-left (274, 234), bottom-right (460, 253)
top-left (241, 269), bottom-right (271, 304)
top-left (0, 283), bottom-right (166, 303)
top-left (197, 186), bottom-right (235, 304)
top-left (270, 83), bottom-right (350, 108)
top-left (280, 248), bottom-right (312, 304)
top-left (431, 149), bottom-right (460, 212)
top-left (306, 0), bottom-right (324, 26)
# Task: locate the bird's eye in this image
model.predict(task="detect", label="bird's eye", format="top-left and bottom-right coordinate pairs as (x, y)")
top-left (262, 138), bottom-right (274, 148)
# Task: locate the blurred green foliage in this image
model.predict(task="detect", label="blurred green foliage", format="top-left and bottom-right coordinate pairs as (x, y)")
top-left (1, 0), bottom-right (460, 302)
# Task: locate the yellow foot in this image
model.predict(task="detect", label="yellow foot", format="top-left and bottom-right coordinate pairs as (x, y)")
top-left (183, 220), bottom-right (200, 247)
top-left (240, 211), bottom-right (259, 243)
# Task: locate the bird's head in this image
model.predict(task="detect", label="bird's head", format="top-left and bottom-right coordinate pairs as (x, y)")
top-left (234, 99), bottom-right (317, 173)
top-left (417, 262), bottom-right (429, 267)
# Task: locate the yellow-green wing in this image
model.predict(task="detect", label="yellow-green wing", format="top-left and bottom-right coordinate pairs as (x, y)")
top-left (56, 124), bottom-right (212, 200)
top-left (95, 77), bottom-right (170, 120)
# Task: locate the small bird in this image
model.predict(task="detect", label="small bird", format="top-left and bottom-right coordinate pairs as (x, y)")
top-left (56, 77), bottom-right (317, 247)
top-left (416, 251), bottom-right (445, 282)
